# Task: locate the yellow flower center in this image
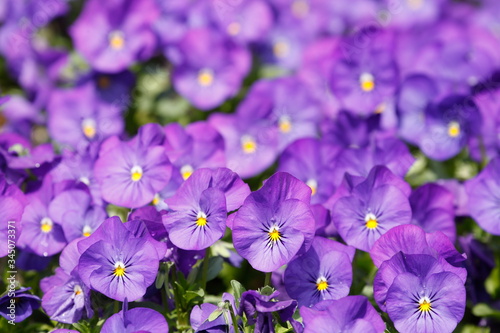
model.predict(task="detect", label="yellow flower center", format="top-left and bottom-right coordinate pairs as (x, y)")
top-left (74, 285), bottom-right (83, 296)
top-left (241, 135), bottom-right (257, 154)
top-left (268, 227), bottom-right (281, 242)
top-left (82, 225), bottom-right (92, 237)
top-left (197, 68), bottom-right (214, 87)
top-left (447, 121), bottom-right (461, 138)
top-left (306, 179), bottom-right (318, 196)
top-left (273, 41), bottom-right (289, 59)
top-left (227, 22), bottom-right (241, 36)
top-left (113, 262), bottom-right (126, 277)
top-left (365, 213), bottom-right (378, 229)
top-left (152, 193), bottom-right (161, 206)
top-left (196, 212), bottom-right (208, 227)
top-left (316, 277), bottom-right (328, 291)
top-left (418, 297), bottom-right (432, 312)
top-left (278, 116), bottom-right (292, 133)
top-left (109, 31), bottom-right (125, 50)
top-left (292, 0), bottom-right (309, 18)
top-left (40, 217), bottom-right (53, 233)
top-left (130, 165), bottom-right (143, 182)
top-left (81, 118), bottom-right (97, 139)
top-left (180, 165), bottom-right (194, 180)
top-left (360, 72), bottom-right (376, 92)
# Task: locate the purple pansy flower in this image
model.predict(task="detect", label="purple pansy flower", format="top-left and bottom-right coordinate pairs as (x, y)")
top-left (94, 123), bottom-right (172, 208)
top-left (171, 27), bottom-right (251, 110)
top-left (48, 189), bottom-right (106, 242)
top-left (77, 217), bottom-right (163, 301)
top-left (101, 301), bottom-right (169, 333)
top-left (373, 252), bottom-right (465, 312)
top-left (330, 166), bottom-right (412, 252)
top-left (0, 287), bottom-right (41, 323)
top-left (163, 168), bottom-right (250, 250)
top-left (329, 27), bottom-right (398, 115)
top-left (47, 83), bottom-right (124, 150)
top-left (465, 157), bottom-right (500, 235)
top-left (370, 225), bottom-right (467, 281)
top-left (209, 112), bottom-right (279, 179)
top-left (421, 95), bottom-right (482, 161)
top-left (409, 183), bottom-right (456, 241)
top-left (300, 296), bottom-right (386, 333)
top-left (284, 236), bottom-right (354, 307)
top-left (18, 183), bottom-right (67, 257)
top-left (386, 271), bottom-right (465, 333)
top-left (237, 77), bottom-right (321, 151)
top-left (41, 268), bottom-right (93, 324)
top-left (70, 0), bottom-right (160, 73)
top-left (240, 290), bottom-right (297, 333)
top-left (232, 172), bottom-right (315, 272)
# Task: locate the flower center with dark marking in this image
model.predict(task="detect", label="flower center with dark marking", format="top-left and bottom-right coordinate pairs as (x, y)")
top-left (316, 277), bottom-right (328, 291)
top-left (113, 262), bottom-right (126, 277)
top-left (196, 212), bottom-right (208, 227)
top-left (268, 226), bottom-right (281, 242)
top-left (418, 297), bottom-right (432, 312)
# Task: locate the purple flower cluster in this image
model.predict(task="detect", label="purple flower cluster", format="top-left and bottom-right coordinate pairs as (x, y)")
top-left (0, 0), bottom-right (499, 332)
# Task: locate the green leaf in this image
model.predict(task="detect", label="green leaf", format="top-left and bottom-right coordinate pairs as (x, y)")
top-left (206, 256), bottom-right (224, 282)
top-left (472, 303), bottom-right (500, 319)
top-left (208, 308), bottom-right (224, 322)
top-left (184, 288), bottom-right (205, 303)
top-left (155, 269), bottom-right (165, 289)
top-left (231, 280), bottom-right (246, 308)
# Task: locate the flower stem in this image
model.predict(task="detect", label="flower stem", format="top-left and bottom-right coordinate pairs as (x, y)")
top-left (201, 247), bottom-right (211, 290)
top-left (228, 302), bottom-right (241, 333)
top-left (264, 272), bottom-right (272, 287)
